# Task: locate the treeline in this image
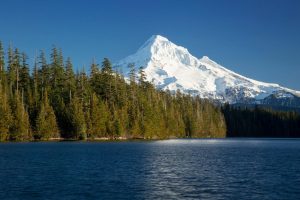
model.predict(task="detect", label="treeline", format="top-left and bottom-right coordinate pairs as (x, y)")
top-left (0, 41), bottom-right (226, 141)
top-left (222, 104), bottom-right (300, 137)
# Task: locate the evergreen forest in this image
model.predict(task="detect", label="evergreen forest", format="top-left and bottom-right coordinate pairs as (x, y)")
top-left (222, 104), bottom-right (300, 137)
top-left (0, 42), bottom-right (226, 141)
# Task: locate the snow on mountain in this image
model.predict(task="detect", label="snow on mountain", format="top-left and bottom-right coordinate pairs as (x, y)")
top-left (114, 35), bottom-right (300, 104)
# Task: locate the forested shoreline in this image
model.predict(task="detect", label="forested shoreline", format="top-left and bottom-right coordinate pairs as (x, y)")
top-left (0, 41), bottom-right (299, 142)
top-left (0, 41), bottom-right (226, 141)
top-left (222, 104), bottom-right (300, 138)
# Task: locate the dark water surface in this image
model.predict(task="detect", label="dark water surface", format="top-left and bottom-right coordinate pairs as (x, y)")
top-left (0, 139), bottom-right (300, 199)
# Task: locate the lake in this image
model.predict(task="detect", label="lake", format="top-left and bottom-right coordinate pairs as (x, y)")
top-left (0, 139), bottom-right (300, 199)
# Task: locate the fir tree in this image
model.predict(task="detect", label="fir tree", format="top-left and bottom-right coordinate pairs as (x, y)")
top-left (32, 56), bottom-right (39, 107)
top-left (9, 93), bottom-right (31, 141)
top-left (67, 96), bottom-right (87, 139)
top-left (128, 63), bottom-right (136, 84)
top-left (87, 93), bottom-right (108, 138)
top-left (38, 50), bottom-right (50, 91)
top-left (101, 58), bottom-right (113, 74)
top-left (64, 57), bottom-right (76, 102)
top-left (36, 91), bottom-right (59, 140)
top-left (138, 66), bottom-right (147, 87)
top-left (0, 85), bottom-right (12, 141)
top-left (7, 46), bottom-right (15, 94)
top-left (19, 52), bottom-right (30, 104)
top-left (0, 41), bottom-right (5, 82)
top-left (100, 58), bottom-right (114, 105)
top-left (50, 46), bottom-right (65, 89)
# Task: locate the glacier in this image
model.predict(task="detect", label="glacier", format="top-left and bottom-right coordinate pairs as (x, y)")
top-left (114, 35), bottom-right (300, 105)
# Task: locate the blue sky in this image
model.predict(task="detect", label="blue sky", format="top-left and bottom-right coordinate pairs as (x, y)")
top-left (0, 0), bottom-right (299, 90)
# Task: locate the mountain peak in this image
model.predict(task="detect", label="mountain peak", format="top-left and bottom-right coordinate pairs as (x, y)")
top-left (201, 56), bottom-right (210, 60)
top-left (138, 35), bottom-right (170, 51)
top-left (136, 35), bottom-right (196, 65)
top-left (149, 35), bottom-right (169, 42)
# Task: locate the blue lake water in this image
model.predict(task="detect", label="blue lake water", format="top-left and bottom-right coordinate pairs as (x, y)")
top-left (0, 139), bottom-right (300, 199)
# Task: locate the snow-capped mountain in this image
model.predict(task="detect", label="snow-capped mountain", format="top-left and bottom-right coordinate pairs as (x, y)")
top-left (115, 35), bottom-right (300, 106)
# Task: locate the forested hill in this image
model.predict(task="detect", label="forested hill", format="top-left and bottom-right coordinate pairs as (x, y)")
top-left (0, 42), bottom-right (226, 141)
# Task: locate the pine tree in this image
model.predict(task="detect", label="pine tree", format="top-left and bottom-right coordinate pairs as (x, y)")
top-left (0, 41), bottom-right (5, 82)
top-left (128, 63), bottom-right (136, 84)
top-left (76, 66), bottom-right (91, 117)
top-left (112, 111), bottom-right (122, 138)
top-left (19, 52), bottom-right (30, 104)
top-left (49, 47), bottom-right (67, 131)
top-left (65, 57), bottom-right (76, 102)
top-left (38, 50), bottom-right (50, 91)
top-left (50, 46), bottom-right (65, 89)
top-left (32, 56), bottom-right (39, 106)
top-left (10, 93), bottom-right (31, 141)
top-left (90, 58), bottom-right (99, 92)
top-left (101, 57), bottom-right (113, 74)
top-left (128, 63), bottom-right (137, 127)
top-left (7, 46), bottom-right (21, 95)
top-left (87, 93), bottom-right (108, 138)
top-left (100, 58), bottom-right (114, 105)
top-left (36, 91), bottom-right (59, 140)
top-left (13, 48), bottom-right (21, 93)
top-left (114, 73), bottom-right (127, 108)
top-left (67, 96), bottom-right (87, 139)
top-left (138, 66), bottom-right (146, 87)
top-left (0, 85), bottom-right (12, 141)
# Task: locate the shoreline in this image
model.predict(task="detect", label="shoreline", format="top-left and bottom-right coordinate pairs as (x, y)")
top-left (2, 137), bottom-right (300, 143)
top-left (0, 136), bottom-right (213, 142)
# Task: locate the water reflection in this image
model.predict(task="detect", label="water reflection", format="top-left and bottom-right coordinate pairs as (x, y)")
top-left (141, 139), bottom-right (300, 199)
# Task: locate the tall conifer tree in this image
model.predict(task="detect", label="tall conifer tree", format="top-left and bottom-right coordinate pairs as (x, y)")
top-left (36, 91), bottom-right (60, 140)
top-left (10, 93), bottom-right (31, 141)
